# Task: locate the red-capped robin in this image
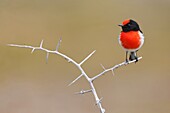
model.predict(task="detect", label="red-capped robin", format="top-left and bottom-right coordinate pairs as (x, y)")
top-left (118, 19), bottom-right (144, 63)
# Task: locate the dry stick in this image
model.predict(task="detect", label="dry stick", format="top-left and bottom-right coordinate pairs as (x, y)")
top-left (91, 57), bottom-right (142, 82)
top-left (8, 39), bottom-right (142, 113)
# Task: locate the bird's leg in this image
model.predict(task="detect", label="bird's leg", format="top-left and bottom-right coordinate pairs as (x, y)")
top-left (135, 51), bottom-right (138, 63)
top-left (125, 51), bottom-right (128, 63)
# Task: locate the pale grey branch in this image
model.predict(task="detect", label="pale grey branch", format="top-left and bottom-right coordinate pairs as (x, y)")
top-left (8, 39), bottom-right (142, 113)
top-left (91, 57), bottom-right (142, 81)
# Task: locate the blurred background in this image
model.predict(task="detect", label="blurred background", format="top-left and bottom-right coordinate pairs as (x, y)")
top-left (0, 0), bottom-right (170, 113)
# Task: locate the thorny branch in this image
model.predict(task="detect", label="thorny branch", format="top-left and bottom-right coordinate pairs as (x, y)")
top-left (8, 39), bottom-right (142, 113)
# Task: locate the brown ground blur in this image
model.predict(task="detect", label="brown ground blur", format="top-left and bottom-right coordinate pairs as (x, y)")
top-left (0, 0), bottom-right (170, 113)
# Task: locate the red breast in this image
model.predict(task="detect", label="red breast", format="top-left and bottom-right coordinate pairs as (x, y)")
top-left (119, 31), bottom-right (141, 49)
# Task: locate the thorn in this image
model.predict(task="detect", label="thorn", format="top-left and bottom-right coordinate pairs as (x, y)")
top-left (46, 52), bottom-right (49, 63)
top-left (40, 39), bottom-right (44, 48)
top-left (111, 70), bottom-right (115, 76)
top-left (96, 97), bottom-right (103, 105)
top-left (100, 64), bottom-right (106, 70)
top-left (31, 48), bottom-right (35, 54)
top-left (68, 74), bottom-right (83, 86)
top-left (79, 50), bottom-right (96, 65)
top-left (75, 89), bottom-right (92, 95)
top-left (75, 89), bottom-right (85, 95)
top-left (99, 97), bottom-right (103, 103)
top-left (80, 90), bottom-right (85, 94)
top-left (56, 37), bottom-right (62, 51)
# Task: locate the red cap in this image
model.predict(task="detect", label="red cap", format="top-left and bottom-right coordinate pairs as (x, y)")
top-left (122, 19), bottom-right (130, 26)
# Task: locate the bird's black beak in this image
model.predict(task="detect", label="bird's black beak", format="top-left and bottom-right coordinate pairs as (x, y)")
top-left (118, 24), bottom-right (123, 27)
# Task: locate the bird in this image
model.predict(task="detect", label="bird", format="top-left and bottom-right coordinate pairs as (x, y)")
top-left (118, 19), bottom-right (144, 63)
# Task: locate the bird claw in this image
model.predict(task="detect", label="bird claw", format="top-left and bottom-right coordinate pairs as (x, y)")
top-left (135, 57), bottom-right (138, 63)
top-left (125, 59), bottom-right (129, 64)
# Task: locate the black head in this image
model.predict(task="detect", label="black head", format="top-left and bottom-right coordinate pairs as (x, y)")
top-left (119, 19), bottom-right (143, 33)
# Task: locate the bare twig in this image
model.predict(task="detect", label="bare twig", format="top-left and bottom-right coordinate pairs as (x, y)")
top-left (91, 57), bottom-right (142, 81)
top-left (8, 40), bottom-right (105, 113)
top-left (75, 89), bottom-right (92, 94)
top-left (8, 40), bottom-right (142, 113)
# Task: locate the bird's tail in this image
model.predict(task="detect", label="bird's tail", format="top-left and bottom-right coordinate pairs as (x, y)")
top-left (129, 52), bottom-right (137, 61)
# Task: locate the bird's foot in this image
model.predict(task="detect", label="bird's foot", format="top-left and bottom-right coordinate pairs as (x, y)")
top-left (125, 59), bottom-right (129, 64)
top-left (135, 57), bottom-right (138, 63)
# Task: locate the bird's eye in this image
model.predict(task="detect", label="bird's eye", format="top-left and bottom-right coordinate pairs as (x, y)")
top-left (128, 23), bottom-right (131, 26)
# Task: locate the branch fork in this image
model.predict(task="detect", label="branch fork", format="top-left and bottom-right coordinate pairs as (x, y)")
top-left (8, 39), bottom-right (142, 113)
